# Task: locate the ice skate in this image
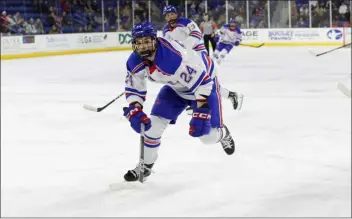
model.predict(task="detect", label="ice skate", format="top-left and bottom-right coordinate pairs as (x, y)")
top-left (220, 125), bottom-right (235, 155)
top-left (228, 91), bottom-right (243, 110)
top-left (124, 163), bottom-right (154, 182)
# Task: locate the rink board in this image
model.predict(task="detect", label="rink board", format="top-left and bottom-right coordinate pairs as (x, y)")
top-left (1, 28), bottom-right (345, 60)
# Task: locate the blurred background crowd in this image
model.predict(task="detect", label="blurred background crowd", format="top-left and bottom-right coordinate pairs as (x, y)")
top-left (1, 0), bottom-right (351, 35)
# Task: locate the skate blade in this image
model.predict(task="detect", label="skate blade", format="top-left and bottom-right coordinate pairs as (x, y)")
top-left (337, 82), bottom-right (351, 98)
top-left (236, 94), bottom-right (244, 111)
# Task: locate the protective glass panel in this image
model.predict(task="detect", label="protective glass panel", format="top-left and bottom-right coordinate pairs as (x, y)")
top-left (310, 0), bottom-right (330, 27)
top-left (331, 0), bottom-right (351, 27)
top-left (270, 0), bottom-right (289, 28)
top-left (150, 0), bottom-right (167, 30)
top-left (186, 0), bottom-right (205, 25)
top-left (133, 0), bottom-right (149, 24)
top-left (248, 0), bottom-right (268, 28)
top-left (206, 0), bottom-right (226, 27)
top-left (291, 0), bottom-right (310, 28)
top-left (227, 0), bottom-right (247, 28)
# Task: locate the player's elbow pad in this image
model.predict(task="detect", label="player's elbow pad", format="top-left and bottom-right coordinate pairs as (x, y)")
top-left (185, 37), bottom-right (199, 50)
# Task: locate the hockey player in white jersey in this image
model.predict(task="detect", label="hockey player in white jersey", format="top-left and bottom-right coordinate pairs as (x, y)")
top-left (162, 5), bottom-right (243, 111)
top-left (162, 5), bottom-right (207, 54)
top-left (213, 18), bottom-right (242, 64)
top-left (122, 21), bottom-right (236, 182)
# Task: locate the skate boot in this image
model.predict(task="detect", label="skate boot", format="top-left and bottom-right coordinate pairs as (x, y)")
top-left (228, 91), bottom-right (243, 110)
top-left (220, 125), bottom-right (235, 155)
top-left (124, 163), bottom-right (154, 182)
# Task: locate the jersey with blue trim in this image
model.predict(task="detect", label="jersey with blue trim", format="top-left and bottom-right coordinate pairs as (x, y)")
top-left (218, 24), bottom-right (242, 45)
top-left (162, 17), bottom-right (206, 53)
top-left (124, 37), bottom-right (214, 105)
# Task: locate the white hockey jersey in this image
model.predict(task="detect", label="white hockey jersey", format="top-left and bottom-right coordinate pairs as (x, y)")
top-left (217, 24), bottom-right (242, 45)
top-left (125, 37), bottom-right (216, 105)
top-left (162, 17), bottom-right (206, 53)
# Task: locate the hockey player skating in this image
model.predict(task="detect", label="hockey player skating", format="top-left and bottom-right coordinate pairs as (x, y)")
top-left (213, 18), bottom-right (242, 65)
top-left (162, 5), bottom-right (243, 111)
top-left (123, 21), bottom-right (236, 182)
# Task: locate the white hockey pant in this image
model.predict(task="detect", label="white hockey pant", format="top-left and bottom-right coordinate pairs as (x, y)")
top-left (143, 115), bottom-right (224, 165)
top-left (213, 49), bottom-right (229, 64)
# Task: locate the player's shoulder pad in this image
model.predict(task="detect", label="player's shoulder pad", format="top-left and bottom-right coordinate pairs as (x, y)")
top-left (181, 18), bottom-right (200, 33)
top-left (126, 52), bottom-right (146, 74)
top-left (155, 37), bottom-right (182, 75)
top-left (235, 27), bottom-right (242, 34)
top-left (162, 23), bottom-right (170, 36)
top-left (177, 17), bottom-right (192, 27)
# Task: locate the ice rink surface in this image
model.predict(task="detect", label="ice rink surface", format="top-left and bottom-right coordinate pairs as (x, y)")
top-left (1, 47), bottom-right (351, 217)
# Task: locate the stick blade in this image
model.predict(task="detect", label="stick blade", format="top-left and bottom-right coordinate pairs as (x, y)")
top-left (337, 82), bottom-right (351, 98)
top-left (308, 50), bottom-right (318, 57)
top-left (255, 43), bottom-right (265, 48)
top-left (83, 104), bottom-right (98, 112)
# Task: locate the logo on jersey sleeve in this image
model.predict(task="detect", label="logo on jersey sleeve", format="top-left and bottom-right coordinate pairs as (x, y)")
top-left (188, 24), bottom-right (196, 31)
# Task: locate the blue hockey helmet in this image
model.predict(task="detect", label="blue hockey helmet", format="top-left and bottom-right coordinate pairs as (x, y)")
top-left (131, 21), bottom-right (158, 59)
top-left (229, 17), bottom-right (237, 29)
top-left (163, 5), bottom-right (178, 26)
top-left (163, 5), bottom-right (177, 16)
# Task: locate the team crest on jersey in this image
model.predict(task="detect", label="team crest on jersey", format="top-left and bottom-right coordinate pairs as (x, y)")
top-left (188, 24), bottom-right (196, 31)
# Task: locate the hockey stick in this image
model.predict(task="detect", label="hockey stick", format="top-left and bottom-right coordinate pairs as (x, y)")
top-left (108, 123), bottom-right (146, 190)
top-left (309, 43), bottom-right (352, 57)
top-left (138, 124), bottom-right (145, 183)
top-left (337, 82), bottom-right (351, 98)
top-left (240, 43), bottom-right (265, 48)
top-left (83, 92), bottom-right (124, 112)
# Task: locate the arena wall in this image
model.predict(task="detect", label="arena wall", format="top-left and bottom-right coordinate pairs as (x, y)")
top-left (1, 28), bottom-right (344, 60)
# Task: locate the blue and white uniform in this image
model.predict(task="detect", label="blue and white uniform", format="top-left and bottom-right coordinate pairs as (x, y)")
top-left (162, 17), bottom-right (207, 55)
top-left (213, 23), bottom-right (242, 64)
top-left (125, 37), bottom-right (225, 164)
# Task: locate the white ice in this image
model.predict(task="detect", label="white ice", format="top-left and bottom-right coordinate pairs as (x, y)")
top-left (1, 47), bottom-right (351, 217)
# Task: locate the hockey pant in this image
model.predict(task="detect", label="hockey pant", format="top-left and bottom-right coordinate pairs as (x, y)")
top-left (213, 42), bottom-right (234, 64)
top-left (142, 79), bottom-right (225, 165)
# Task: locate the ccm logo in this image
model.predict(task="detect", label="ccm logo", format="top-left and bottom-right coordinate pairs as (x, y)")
top-left (127, 107), bottom-right (141, 118)
top-left (192, 112), bottom-right (211, 120)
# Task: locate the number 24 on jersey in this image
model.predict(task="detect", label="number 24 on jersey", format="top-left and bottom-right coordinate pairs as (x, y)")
top-left (180, 65), bottom-right (197, 83)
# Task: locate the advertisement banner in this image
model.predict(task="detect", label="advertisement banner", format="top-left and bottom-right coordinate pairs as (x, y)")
top-left (1, 36), bottom-right (22, 51)
top-left (23, 35), bottom-right (35, 44)
top-left (1, 35), bottom-right (37, 54)
top-left (326, 29), bottom-right (343, 40)
top-left (76, 33), bottom-right (109, 47)
top-left (45, 34), bottom-right (70, 49)
top-left (241, 30), bottom-right (259, 41)
top-left (1, 28), bottom-right (344, 58)
top-left (293, 29), bottom-right (320, 41)
top-left (118, 32), bottom-right (132, 45)
top-left (268, 30), bottom-right (294, 41)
